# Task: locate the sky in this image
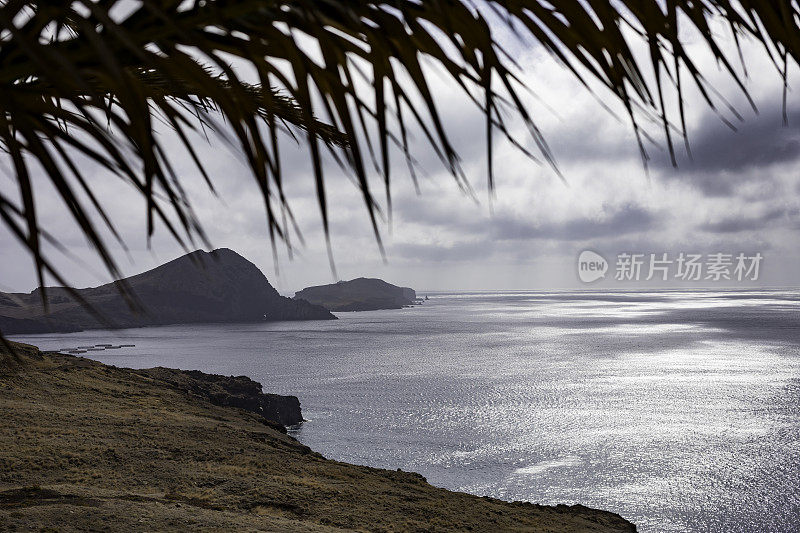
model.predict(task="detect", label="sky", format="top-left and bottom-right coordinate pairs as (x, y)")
top-left (1, 12), bottom-right (799, 295)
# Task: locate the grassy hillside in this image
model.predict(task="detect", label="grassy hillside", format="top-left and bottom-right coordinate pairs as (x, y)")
top-left (0, 343), bottom-right (635, 532)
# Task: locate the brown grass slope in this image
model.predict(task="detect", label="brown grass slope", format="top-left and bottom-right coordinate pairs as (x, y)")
top-left (0, 343), bottom-right (635, 532)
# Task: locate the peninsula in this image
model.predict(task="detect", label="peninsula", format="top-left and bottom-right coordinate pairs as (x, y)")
top-left (0, 249), bottom-right (334, 334)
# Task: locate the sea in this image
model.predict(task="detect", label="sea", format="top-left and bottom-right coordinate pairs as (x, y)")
top-left (12, 289), bottom-right (800, 532)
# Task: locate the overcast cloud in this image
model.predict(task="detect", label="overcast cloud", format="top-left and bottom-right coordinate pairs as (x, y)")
top-left (1, 18), bottom-right (799, 294)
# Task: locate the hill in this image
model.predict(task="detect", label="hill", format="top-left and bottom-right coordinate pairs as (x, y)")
top-left (0, 249), bottom-right (334, 334)
top-left (294, 277), bottom-right (416, 311)
top-left (0, 342), bottom-right (636, 532)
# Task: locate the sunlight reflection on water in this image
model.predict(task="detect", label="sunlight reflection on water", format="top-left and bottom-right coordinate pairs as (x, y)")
top-left (13, 289), bottom-right (800, 532)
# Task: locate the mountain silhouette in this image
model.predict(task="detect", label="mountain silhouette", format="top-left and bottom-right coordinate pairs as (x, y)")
top-left (0, 249), bottom-right (335, 334)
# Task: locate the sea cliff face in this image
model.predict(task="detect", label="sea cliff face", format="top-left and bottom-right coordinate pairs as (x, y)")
top-left (0, 248), bottom-right (335, 334)
top-left (294, 277), bottom-right (417, 311)
top-left (135, 367), bottom-right (303, 428)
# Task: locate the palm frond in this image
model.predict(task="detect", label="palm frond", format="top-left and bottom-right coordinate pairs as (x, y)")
top-left (0, 0), bottom-right (798, 310)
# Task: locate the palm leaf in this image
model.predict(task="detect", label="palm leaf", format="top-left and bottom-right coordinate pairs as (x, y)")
top-left (0, 0), bottom-right (798, 322)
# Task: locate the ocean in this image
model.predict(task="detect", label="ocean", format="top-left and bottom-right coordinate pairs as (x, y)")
top-left (12, 289), bottom-right (800, 532)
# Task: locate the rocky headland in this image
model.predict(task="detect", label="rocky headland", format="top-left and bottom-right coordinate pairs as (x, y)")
top-left (0, 249), bottom-right (334, 335)
top-left (134, 367), bottom-right (303, 428)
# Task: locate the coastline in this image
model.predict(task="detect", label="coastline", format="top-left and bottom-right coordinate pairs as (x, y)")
top-left (0, 342), bottom-right (636, 532)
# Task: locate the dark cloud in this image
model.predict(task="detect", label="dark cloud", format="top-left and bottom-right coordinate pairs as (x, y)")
top-left (677, 108), bottom-right (800, 172)
top-left (655, 105), bottom-right (800, 196)
top-left (490, 204), bottom-right (656, 241)
top-left (529, 97), bottom-right (800, 198)
top-left (701, 206), bottom-right (799, 233)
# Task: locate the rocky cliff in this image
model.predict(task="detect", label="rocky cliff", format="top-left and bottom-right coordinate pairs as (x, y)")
top-left (294, 277), bottom-right (416, 311)
top-left (136, 366), bottom-right (303, 428)
top-left (0, 249), bottom-right (334, 334)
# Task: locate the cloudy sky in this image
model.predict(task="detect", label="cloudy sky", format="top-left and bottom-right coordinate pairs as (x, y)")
top-left (2, 14), bottom-right (799, 295)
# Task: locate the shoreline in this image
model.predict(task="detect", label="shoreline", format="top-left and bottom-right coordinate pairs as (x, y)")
top-left (0, 342), bottom-right (636, 532)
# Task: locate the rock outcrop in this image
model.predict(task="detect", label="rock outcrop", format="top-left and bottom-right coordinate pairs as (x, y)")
top-left (0, 248), bottom-right (335, 334)
top-left (294, 277), bottom-right (417, 311)
top-left (136, 367), bottom-right (303, 428)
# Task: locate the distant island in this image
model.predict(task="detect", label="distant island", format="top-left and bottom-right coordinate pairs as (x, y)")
top-left (294, 277), bottom-right (418, 311)
top-left (0, 248), bottom-right (334, 334)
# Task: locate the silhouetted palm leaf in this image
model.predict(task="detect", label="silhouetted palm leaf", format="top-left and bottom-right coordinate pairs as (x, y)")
top-left (1, 1), bottom-right (798, 322)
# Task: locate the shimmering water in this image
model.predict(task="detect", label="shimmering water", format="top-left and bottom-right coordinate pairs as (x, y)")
top-left (13, 290), bottom-right (800, 532)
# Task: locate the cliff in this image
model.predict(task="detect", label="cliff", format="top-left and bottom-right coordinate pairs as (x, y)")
top-left (0, 248), bottom-right (334, 334)
top-left (294, 277), bottom-right (417, 311)
top-left (0, 342), bottom-right (636, 532)
top-left (135, 366), bottom-right (303, 427)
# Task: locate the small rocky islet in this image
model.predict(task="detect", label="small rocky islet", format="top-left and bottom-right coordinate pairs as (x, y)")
top-left (294, 277), bottom-right (421, 311)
